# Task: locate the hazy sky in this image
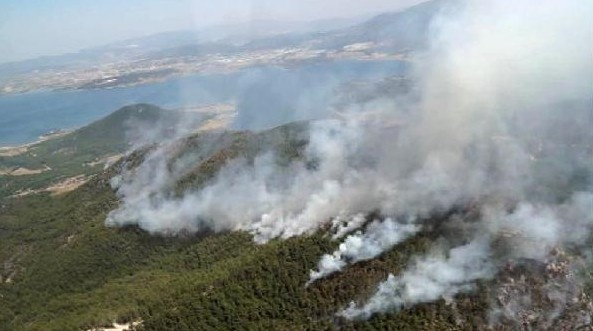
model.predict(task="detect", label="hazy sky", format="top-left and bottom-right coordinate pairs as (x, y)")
top-left (0, 0), bottom-right (424, 64)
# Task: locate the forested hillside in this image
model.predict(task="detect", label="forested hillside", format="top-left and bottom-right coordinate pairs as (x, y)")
top-left (1, 107), bottom-right (590, 330)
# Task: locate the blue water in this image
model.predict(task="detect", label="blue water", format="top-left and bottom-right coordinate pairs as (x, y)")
top-left (0, 59), bottom-right (405, 146)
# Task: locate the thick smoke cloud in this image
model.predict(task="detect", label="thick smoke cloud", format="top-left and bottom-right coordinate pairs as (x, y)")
top-left (106, 0), bottom-right (592, 322)
top-left (332, 0), bottom-right (593, 319)
top-left (108, 119), bottom-right (391, 241)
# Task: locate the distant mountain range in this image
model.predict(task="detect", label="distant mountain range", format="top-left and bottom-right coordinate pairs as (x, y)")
top-left (0, 1), bottom-right (442, 79)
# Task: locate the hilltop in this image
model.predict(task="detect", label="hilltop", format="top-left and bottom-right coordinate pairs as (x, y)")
top-left (0, 104), bottom-right (209, 199)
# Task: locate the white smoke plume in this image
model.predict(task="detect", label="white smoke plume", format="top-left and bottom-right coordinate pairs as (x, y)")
top-left (330, 213), bottom-right (367, 240)
top-left (339, 191), bottom-right (593, 319)
top-left (106, 0), bottom-right (593, 322)
top-left (339, 238), bottom-right (495, 319)
top-left (330, 0), bottom-right (593, 319)
top-left (308, 218), bottom-right (419, 285)
top-left (108, 119), bottom-right (392, 241)
top-left (483, 192), bottom-right (593, 261)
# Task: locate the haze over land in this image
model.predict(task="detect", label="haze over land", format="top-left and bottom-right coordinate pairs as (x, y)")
top-left (0, 0), bottom-right (424, 64)
top-left (0, 0), bottom-right (592, 330)
top-left (0, 1), bottom-right (435, 146)
top-left (0, 1), bottom-right (432, 96)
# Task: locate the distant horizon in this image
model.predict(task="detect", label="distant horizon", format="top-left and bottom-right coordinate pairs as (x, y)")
top-left (0, 0), bottom-right (425, 64)
top-left (0, 14), bottom-right (369, 66)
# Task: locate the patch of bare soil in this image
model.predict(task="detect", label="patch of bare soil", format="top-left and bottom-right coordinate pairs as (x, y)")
top-left (46, 175), bottom-right (90, 195)
top-left (0, 146), bottom-right (29, 157)
top-left (178, 102), bottom-right (237, 132)
top-left (8, 174), bottom-right (91, 198)
top-left (86, 154), bottom-right (124, 168)
top-left (197, 105), bottom-right (237, 132)
top-left (0, 165), bottom-right (51, 176)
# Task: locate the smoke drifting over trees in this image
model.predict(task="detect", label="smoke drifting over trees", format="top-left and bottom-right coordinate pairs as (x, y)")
top-left (106, 0), bottom-right (592, 323)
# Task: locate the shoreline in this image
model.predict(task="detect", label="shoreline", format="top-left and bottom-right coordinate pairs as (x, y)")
top-left (0, 129), bottom-right (72, 156)
top-left (0, 102), bottom-right (236, 152)
top-left (0, 56), bottom-right (407, 98)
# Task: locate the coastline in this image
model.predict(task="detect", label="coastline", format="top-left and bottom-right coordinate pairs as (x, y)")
top-left (0, 129), bottom-right (72, 156)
